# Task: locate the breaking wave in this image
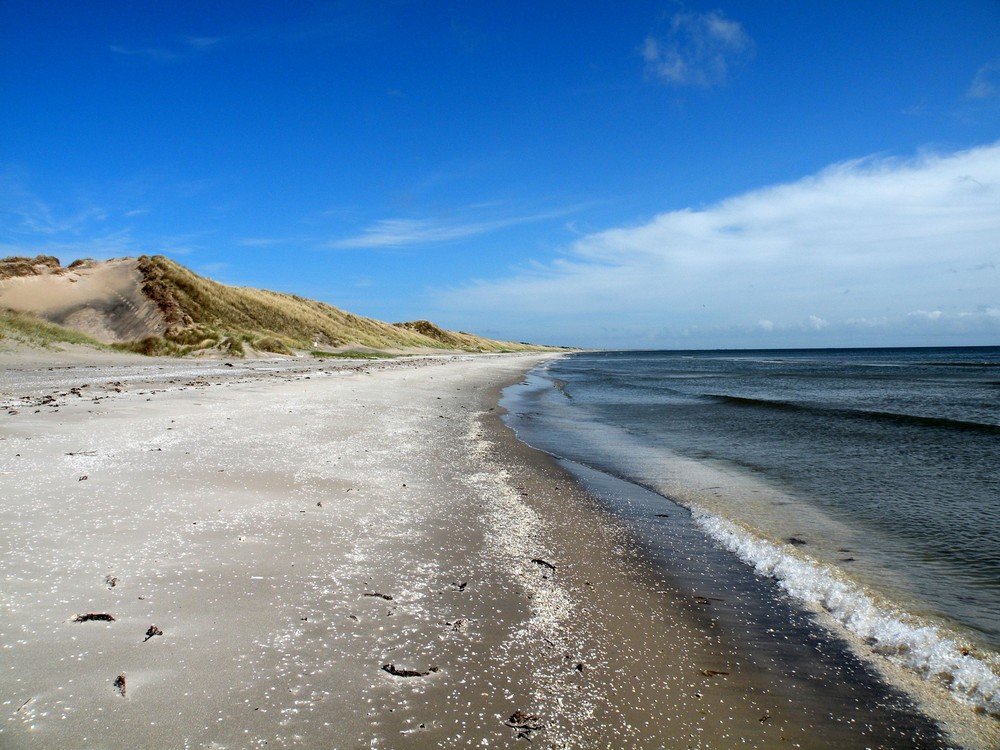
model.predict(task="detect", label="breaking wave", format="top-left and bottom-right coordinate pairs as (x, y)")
top-left (692, 509), bottom-right (1000, 718)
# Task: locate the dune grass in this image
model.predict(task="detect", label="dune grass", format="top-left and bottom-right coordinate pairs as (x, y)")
top-left (0, 309), bottom-right (109, 349)
top-left (1, 253), bottom-right (564, 357)
top-left (137, 255), bottom-right (558, 354)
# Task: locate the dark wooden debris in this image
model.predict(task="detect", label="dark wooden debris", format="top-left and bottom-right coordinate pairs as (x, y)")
top-left (381, 663), bottom-right (440, 678)
top-left (505, 710), bottom-right (546, 740)
top-left (113, 673), bottom-right (126, 697)
top-left (693, 596), bottom-right (724, 606)
top-left (72, 613), bottom-right (115, 622)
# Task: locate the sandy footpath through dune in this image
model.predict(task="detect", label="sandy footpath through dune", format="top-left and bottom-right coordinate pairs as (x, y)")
top-left (0, 351), bottom-right (945, 748)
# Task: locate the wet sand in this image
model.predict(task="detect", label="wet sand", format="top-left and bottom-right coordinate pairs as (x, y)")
top-left (0, 351), bottom-right (949, 747)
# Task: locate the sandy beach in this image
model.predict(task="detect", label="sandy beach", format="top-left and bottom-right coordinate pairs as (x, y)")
top-left (0, 351), bottom-right (952, 748)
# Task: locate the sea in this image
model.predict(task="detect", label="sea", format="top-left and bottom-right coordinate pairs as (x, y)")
top-left (501, 346), bottom-right (999, 728)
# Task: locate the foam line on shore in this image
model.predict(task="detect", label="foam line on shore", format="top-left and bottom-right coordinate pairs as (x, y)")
top-left (692, 509), bottom-right (1000, 718)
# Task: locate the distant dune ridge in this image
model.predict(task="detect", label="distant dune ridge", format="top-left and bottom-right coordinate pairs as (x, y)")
top-left (0, 255), bottom-right (558, 356)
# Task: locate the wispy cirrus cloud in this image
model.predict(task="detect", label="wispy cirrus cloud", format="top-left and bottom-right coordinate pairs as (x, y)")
top-left (435, 142), bottom-right (1000, 348)
top-left (110, 35), bottom-right (225, 61)
top-left (0, 229), bottom-right (137, 262)
top-left (0, 227), bottom-right (199, 262)
top-left (328, 204), bottom-right (586, 249)
top-left (330, 217), bottom-right (506, 249)
top-left (642, 10), bottom-right (754, 87)
top-left (237, 237), bottom-right (299, 248)
top-left (6, 201), bottom-right (108, 236)
top-left (0, 175), bottom-right (200, 261)
top-left (0, 175), bottom-right (107, 239)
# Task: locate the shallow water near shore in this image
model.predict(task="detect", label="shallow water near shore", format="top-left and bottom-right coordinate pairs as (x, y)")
top-left (501, 346), bottom-right (1000, 746)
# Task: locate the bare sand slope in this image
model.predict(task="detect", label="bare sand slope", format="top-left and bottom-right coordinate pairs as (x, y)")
top-left (0, 353), bottom-right (949, 748)
top-left (0, 258), bottom-right (165, 342)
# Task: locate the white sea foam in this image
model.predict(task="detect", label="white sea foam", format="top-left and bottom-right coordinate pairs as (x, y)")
top-left (692, 509), bottom-right (1000, 718)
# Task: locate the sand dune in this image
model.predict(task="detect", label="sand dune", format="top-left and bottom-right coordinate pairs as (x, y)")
top-left (0, 255), bottom-right (560, 355)
top-left (0, 258), bottom-right (165, 343)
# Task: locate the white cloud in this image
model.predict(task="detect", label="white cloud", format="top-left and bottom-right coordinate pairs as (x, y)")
top-left (643, 10), bottom-right (753, 87)
top-left (437, 142), bottom-right (1000, 347)
top-left (966, 59), bottom-right (1000, 100)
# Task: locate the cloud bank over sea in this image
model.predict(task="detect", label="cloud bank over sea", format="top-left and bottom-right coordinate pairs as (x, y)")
top-left (437, 142), bottom-right (1000, 349)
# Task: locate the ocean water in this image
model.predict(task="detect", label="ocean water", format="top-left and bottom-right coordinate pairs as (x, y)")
top-left (501, 347), bottom-right (1000, 721)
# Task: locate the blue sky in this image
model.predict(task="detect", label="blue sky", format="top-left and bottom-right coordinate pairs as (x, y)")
top-left (2, 1), bottom-right (999, 349)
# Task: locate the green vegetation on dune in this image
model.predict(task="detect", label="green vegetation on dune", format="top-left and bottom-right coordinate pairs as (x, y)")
top-left (0, 309), bottom-right (109, 349)
top-left (136, 255), bottom-right (557, 355)
top-left (0, 253), bottom-right (563, 357)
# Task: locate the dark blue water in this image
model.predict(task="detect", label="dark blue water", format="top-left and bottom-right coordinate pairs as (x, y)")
top-left (502, 346), bottom-right (1000, 719)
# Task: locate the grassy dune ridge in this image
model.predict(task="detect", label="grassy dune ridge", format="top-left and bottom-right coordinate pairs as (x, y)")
top-left (0, 254), bottom-right (562, 357)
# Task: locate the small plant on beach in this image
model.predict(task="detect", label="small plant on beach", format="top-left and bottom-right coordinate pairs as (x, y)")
top-left (253, 336), bottom-right (294, 355)
top-left (219, 336), bottom-right (246, 357)
top-left (113, 336), bottom-right (179, 357)
top-left (167, 324), bottom-right (221, 348)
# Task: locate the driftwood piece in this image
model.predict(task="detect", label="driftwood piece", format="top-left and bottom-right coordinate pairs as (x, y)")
top-left (505, 709), bottom-right (546, 735)
top-left (530, 558), bottom-right (556, 571)
top-left (364, 592), bottom-right (394, 601)
top-left (693, 596), bottom-right (724, 606)
top-left (72, 613), bottom-right (115, 622)
top-left (381, 663), bottom-right (439, 678)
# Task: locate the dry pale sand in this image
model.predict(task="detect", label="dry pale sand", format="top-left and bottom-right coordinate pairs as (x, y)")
top-left (0, 351), bottom-right (947, 748)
